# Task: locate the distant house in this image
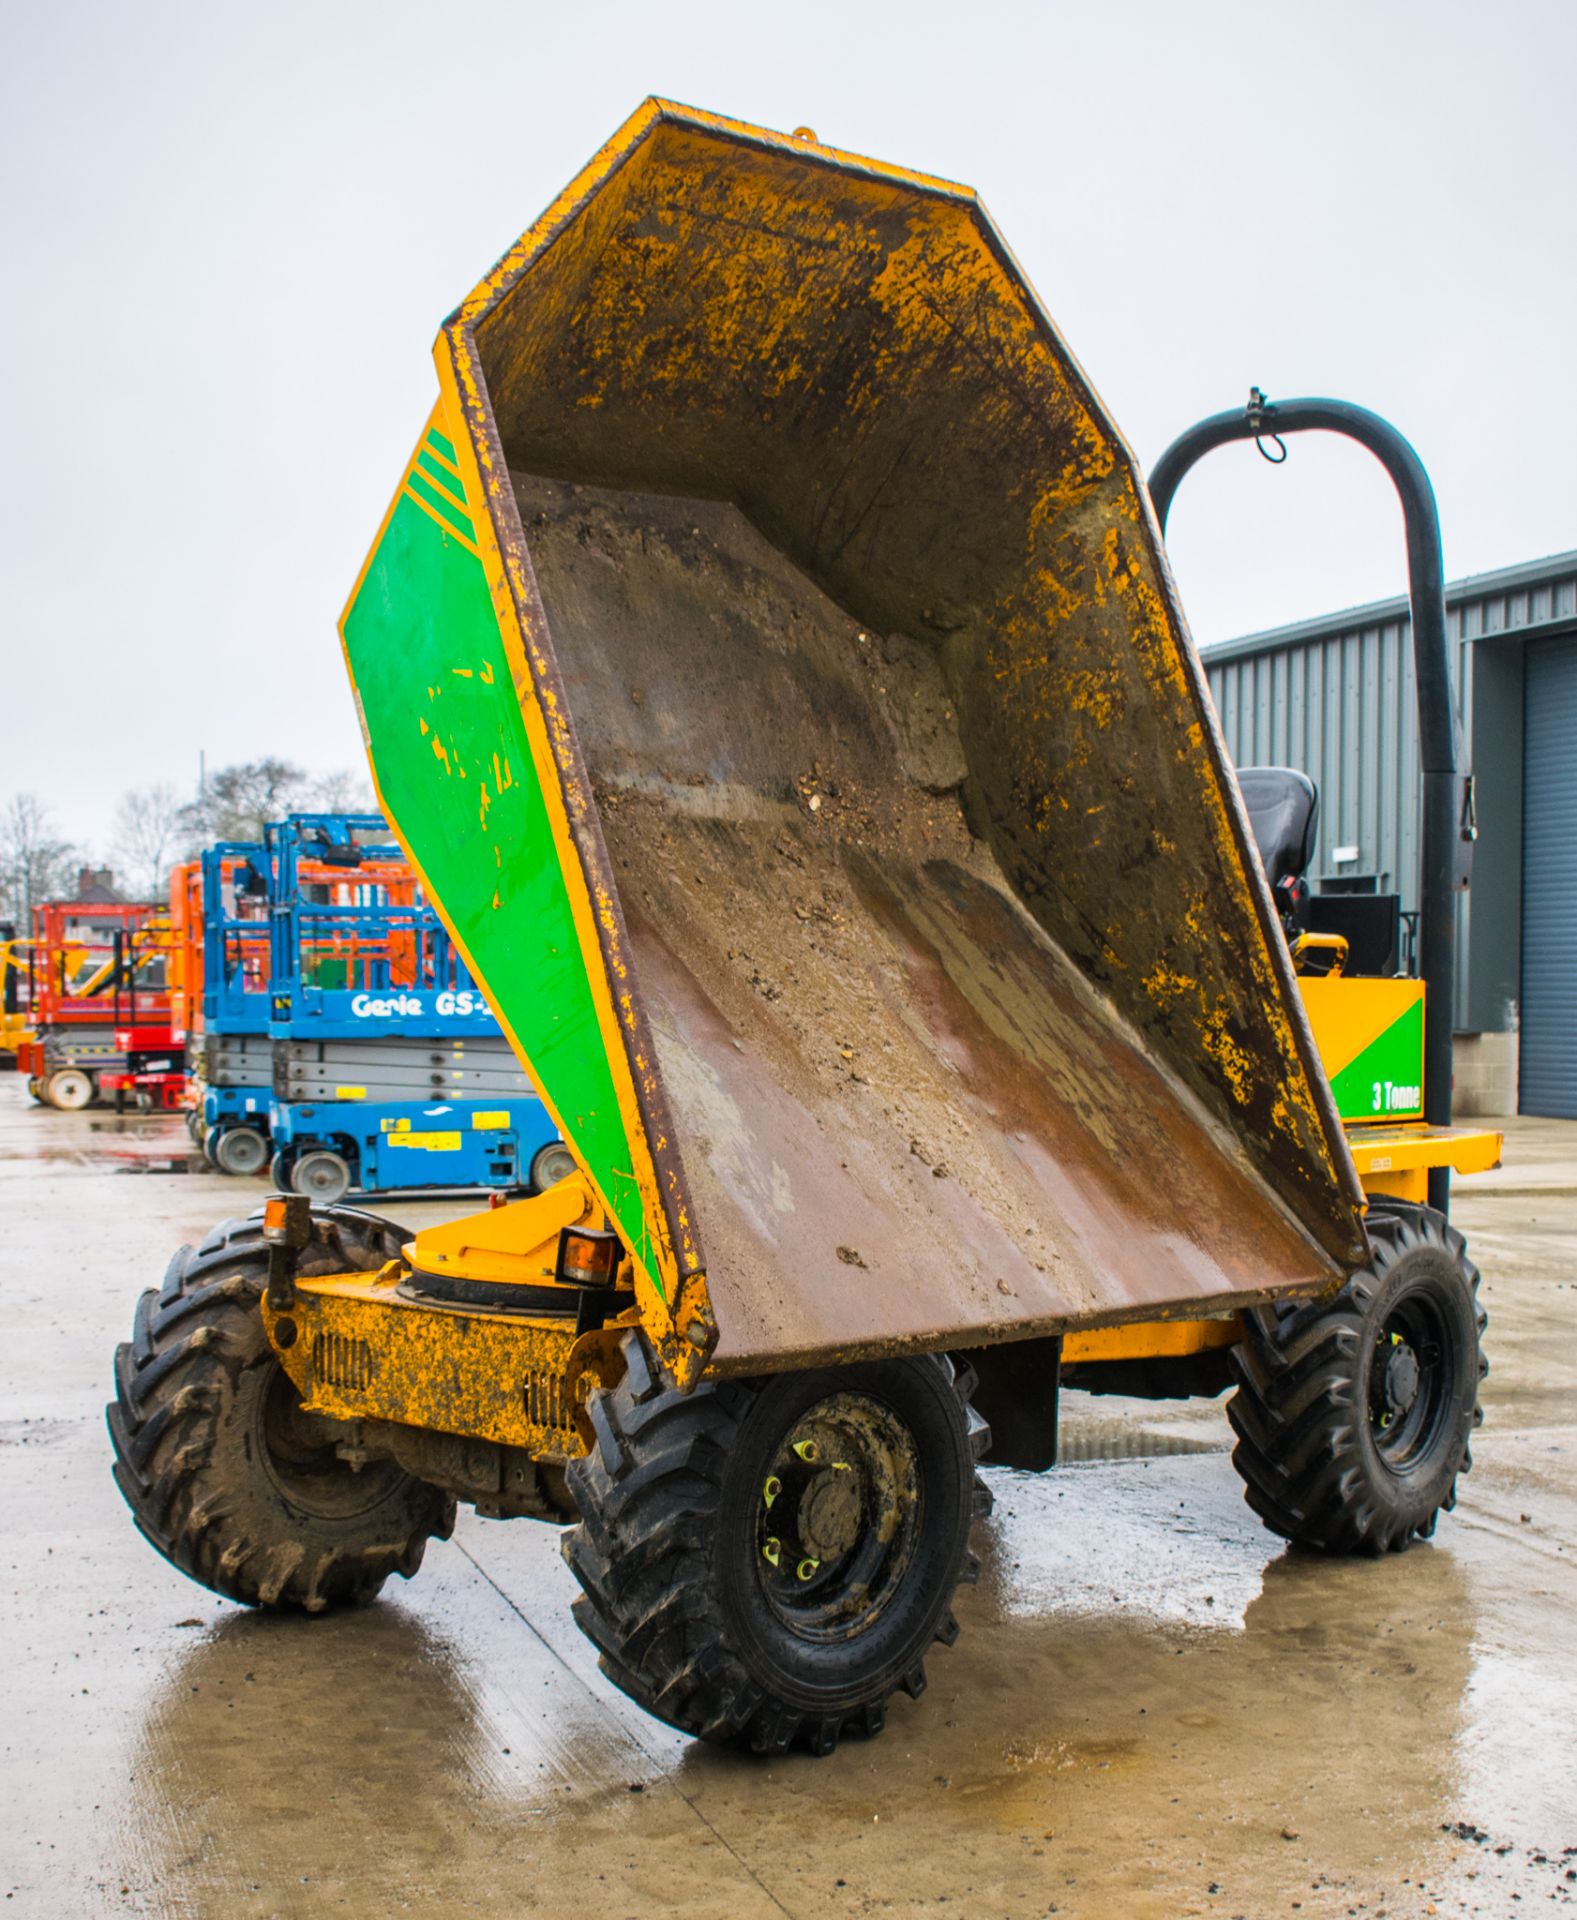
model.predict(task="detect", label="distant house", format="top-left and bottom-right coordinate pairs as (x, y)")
top-left (73, 867), bottom-right (127, 906)
top-left (63, 868), bottom-right (138, 946)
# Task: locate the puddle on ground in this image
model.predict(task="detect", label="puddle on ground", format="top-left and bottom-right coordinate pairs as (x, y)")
top-left (1056, 1414), bottom-right (1228, 1464)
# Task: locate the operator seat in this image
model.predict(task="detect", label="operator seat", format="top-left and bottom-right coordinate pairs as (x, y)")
top-left (1237, 767), bottom-right (1318, 923)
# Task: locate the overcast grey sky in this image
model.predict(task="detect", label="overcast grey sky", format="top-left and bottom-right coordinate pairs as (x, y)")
top-left (3, 0), bottom-right (1573, 851)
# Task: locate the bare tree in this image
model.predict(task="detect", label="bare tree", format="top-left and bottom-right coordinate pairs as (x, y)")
top-left (111, 784), bottom-right (184, 900)
top-left (0, 793), bottom-right (78, 927)
top-left (176, 758), bottom-right (313, 848)
top-left (307, 767), bottom-right (377, 816)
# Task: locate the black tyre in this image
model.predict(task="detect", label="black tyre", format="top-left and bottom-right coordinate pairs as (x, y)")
top-left (107, 1206), bottom-right (452, 1611)
top-left (269, 1150), bottom-right (291, 1192)
top-left (214, 1126), bottom-right (268, 1177)
top-left (1228, 1203), bottom-right (1486, 1555)
top-left (564, 1335), bottom-right (990, 1755)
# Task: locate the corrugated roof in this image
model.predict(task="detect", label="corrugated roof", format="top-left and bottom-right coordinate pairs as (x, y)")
top-left (1201, 550), bottom-right (1577, 665)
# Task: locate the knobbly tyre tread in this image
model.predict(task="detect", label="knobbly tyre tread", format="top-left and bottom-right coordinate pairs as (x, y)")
top-left (563, 1334), bottom-right (991, 1755)
top-left (1226, 1203), bottom-right (1486, 1555)
top-left (107, 1205), bottom-right (453, 1612)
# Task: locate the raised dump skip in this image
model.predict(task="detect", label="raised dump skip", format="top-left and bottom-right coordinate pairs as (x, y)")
top-left (340, 100), bottom-right (1367, 1369)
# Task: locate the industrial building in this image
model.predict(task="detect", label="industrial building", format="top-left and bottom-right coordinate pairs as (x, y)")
top-left (1204, 551), bottom-right (1577, 1118)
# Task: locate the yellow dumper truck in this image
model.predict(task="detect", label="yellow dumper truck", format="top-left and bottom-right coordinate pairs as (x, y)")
top-left (109, 102), bottom-right (1499, 1756)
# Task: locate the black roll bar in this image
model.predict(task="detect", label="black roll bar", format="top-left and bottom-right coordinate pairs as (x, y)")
top-left (1149, 390), bottom-right (1475, 1215)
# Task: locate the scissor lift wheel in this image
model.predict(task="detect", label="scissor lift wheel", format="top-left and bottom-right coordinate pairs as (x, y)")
top-left (44, 1067), bottom-right (95, 1111)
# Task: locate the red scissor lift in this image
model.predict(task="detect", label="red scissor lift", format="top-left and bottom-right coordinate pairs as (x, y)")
top-left (16, 900), bottom-right (187, 1111)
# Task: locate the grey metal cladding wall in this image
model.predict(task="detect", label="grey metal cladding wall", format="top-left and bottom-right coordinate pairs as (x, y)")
top-left (1205, 557), bottom-right (1577, 904)
top-left (1206, 613), bottom-right (1431, 912)
top-left (1519, 636), bottom-right (1577, 1118)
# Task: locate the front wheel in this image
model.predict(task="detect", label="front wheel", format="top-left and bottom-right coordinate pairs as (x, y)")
top-left (565, 1337), bottom-right (990, 1754)
top-left (1228, 1203), bottom-right (1486, 1555)
top-left (214, 1126), bottom-right (268, 1177)
top-left (107, 1208), bottom-right (452, 1610)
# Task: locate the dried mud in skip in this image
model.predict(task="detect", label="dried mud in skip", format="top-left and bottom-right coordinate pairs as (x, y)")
top-left (515, 476), bottom-right (1331, 1369)
top-left (4, 1084), bottom-right (1577, 1916)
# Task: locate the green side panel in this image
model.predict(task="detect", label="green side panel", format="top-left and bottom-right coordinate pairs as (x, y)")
top-left (1329, 996), bottom-right (1425, 1122)
top-left (342, 487), bottom-right (656, 1286)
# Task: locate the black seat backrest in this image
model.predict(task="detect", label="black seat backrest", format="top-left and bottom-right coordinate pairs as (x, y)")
top-left (1237, 767), bottom-right (1319, 889)
top-left (1308, 892), bottom-right (1401, 976)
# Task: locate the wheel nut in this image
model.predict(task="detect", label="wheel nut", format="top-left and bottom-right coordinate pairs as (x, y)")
top-left (762, 1537), bottom-right (781, 1567)
top-left (762, 1475), bottom-right (782, 1508)
top-left (792, 1439), bottom-right (820, 1462)
top-left (796, 1558), bottom-right (820, 1582)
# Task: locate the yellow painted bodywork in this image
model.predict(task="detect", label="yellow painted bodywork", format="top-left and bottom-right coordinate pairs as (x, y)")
top-left (1299, 975), bottom-right (1425, 1101)
top-left (1290, 931), bottom-right (1349, 975)
top-left (1062, 1317), bottom-right (1244, 1364)
top-left (264, 1267), bottom-right (605, 1458)
top-left (1349, 1122), bottom-right (1502, 1203)
top-left (410, 1175), bottom-right (601, 1288)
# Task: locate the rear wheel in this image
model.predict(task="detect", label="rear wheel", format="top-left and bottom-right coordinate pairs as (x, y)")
top-left (107, 1207), bottom-right (451, 1610)
top-left (1228, 1203), bottom-right (1485, 1554)
top-left (44, 1067), bottom-right (95, 1111)
top-left (292, 1149), bottom-right (351, 1203)
top-left (565, 1336), bottom-right (990, 1754)
top-left (269, 1150), bottom-right (291, 1192)
top-left (214, 1127), bottom-right (268, 1177)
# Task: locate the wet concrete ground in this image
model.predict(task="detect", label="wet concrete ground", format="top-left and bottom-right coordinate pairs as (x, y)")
top-left (3, 1080), bottom-right (1575, 1918)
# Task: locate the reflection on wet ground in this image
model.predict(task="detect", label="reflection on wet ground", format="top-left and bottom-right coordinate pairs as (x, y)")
top-left (3, 1089), bottom-right (1576, 1917)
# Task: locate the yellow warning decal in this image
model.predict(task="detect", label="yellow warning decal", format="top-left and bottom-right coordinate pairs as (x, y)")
top-left (471, 1110), bottom-right (510, 1130)
top-left (335, 1085), bottom-right (367, 1100)
top-left (380, 1117), bottom-right (410, 1133)
top-left (386, 1130), bottom-right (462, 1151)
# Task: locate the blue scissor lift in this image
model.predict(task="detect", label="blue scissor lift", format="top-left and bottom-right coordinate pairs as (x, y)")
top-left (264, 814), bottom-right (567, 1204)
top-left (191, 839), bottom-right (275, 1174)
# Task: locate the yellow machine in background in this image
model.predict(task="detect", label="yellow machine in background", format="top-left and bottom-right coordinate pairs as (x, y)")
top-left (0, 936), bottom-right (35, 1059)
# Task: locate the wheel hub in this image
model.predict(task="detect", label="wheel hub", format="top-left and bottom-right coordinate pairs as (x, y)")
top-left (258, 1366), bottom-right (400, 1517)
top-left (754, 1392), bottom-right (921, 1641)
top-left (1367, 1286), bottom-right (1454, 1469)
top-left (798, 1467), bottom-right (861, 1562)
top-left (1381, 1339), bottom-right (1422, 1420)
